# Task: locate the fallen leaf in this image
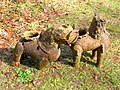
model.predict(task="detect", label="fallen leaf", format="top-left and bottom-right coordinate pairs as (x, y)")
top-left (39, 73), bottom-right (46, 77)
top-left (2, 19), bottom-right (9, 24)
top-left (99, 2), bottom-right (103, 4)
top-left (113, 56), bottom-right (120, 64)
top-left (114, 45), bottom-right (119, 49)
top-left (32, 80), bottom-right (42, 86)
top-left (0, 39), bottom-right (5, 44)
top-left (2, 43), bottom-right (6, 48)
top-left (92, 72), bottom-right (100, 81)
top-left (0, 30), bottom-right (8, 36)
top-left (30, 86), bottom-right (38, 90)
top-left (94, 75), bottom-right (99, 81)
top-left (24, 81), bottom-right (30, 85)
top-left (52, 63), bottom-right (61, 69)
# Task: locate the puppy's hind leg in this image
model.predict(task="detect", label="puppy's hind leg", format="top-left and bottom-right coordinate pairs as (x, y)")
top-left (91, 49), bottom-right (97, 60)
top-left (72, 45), bottom-right (83, 68)
top-left (96, 45), bottom-right (104, 68)
top-left (12, 42), bottom-right (24, 66)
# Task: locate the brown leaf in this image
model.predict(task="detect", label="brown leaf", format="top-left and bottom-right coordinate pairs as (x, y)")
top-left (99, 2), bottom-right (103, 5)
top-left (2, 19), bottom-right (9, 24)
top-left (32, 80), bottom-right (42, 86)
top-left (1, 43), bottom-right (6, 48)
top-left (94, 75), bottom-right (99, 81)
top-left (0, 39), bottom-right (5, 44)
top-left (30, 86), bottom-right (38, 90)
top-left (114, 45), bottom-right (119, 49)
top-left (52, 63), bottom-right (61, 69)
top-left (92, 72), bottom-right (100, 81)
top-left (39, 73), bottom-right (46, 77)
top-left (113, 56), bottom-right (120, 64)
top-left (24, 81), bottom-right (30, 85)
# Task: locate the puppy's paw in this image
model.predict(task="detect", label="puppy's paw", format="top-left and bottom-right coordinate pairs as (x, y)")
top-left (72, 63), bottom-right (80, 69)
top-left (12, 61), bottom-right (20, 66)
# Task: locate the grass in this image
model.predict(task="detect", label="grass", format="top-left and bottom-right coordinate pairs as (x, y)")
top-left (0, 0), bottom-right (120, 90)
top-left (15, 68), bottom-right (31, 82)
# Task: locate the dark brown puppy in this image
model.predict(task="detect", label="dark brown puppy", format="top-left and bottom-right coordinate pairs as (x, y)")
top-left (12, 25), bottom-right (79, 69)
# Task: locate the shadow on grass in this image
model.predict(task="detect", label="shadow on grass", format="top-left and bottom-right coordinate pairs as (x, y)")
top-left (82, 52), bottom-right (96, 65)
top-left (0, 46), bottom-right (96, 69)
top-left (20, 56), bottom-right (37, 69)
top-left (59, 51), bottom-right (96, 67)
top-left (0, 48), bottom-right (13, 65)
top-left (81, 52), bottom-right (96, 66)
top-left (0, 48), bottom-right (38, 69)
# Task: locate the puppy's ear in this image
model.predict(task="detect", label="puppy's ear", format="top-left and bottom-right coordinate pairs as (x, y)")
top-left (94, 12), bottom-right (100, 21)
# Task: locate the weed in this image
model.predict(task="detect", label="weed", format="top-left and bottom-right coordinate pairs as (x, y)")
top-left (15, 68), bottom-right (31, 82)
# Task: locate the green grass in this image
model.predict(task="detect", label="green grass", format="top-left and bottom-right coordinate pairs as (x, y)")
top-left (0, 0), bottom-right (120, 90)
top-left (15, 68), bottom-right (31, 82)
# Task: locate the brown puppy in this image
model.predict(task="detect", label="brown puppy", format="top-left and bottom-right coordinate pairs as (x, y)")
top-left (71, 14), bottom-right (110, 68)
top-left (12, 25), bottom-right (79, 69)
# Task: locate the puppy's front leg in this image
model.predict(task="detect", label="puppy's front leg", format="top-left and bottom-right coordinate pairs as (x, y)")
top-left (12, 42), bottom-right (24, 66)
top-left (72, 45), bottom-right (83, 68)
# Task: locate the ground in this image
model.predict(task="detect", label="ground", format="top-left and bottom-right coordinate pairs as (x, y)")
top-left (0, 0), bottom-right (120, 90)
